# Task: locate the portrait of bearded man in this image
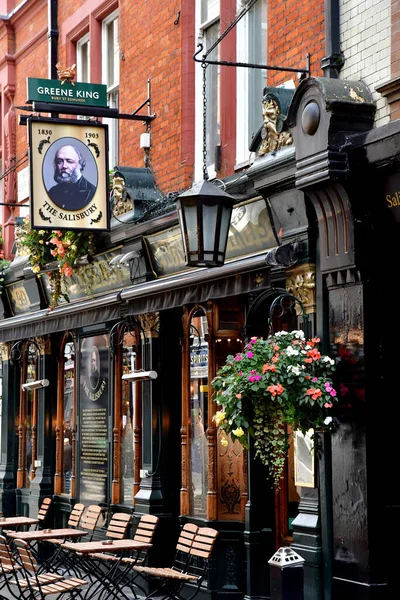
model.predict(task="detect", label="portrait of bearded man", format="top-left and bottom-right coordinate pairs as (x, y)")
top-left (48, 145), bottom-right (96, 210)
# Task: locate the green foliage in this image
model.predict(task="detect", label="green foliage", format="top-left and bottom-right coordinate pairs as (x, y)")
top-left (211, 330), bottom-right (338, 487)
top-left (17, 217), bottom-right (95, 308)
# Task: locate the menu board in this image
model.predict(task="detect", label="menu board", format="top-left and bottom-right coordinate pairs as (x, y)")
top-left (79, 334), bottom-right (109, 503)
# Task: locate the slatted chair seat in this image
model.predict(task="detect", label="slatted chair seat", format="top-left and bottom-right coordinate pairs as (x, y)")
top-left (12, 572), bottom-right (65, 588)
top-left (31, 576), bottom-right (87, 595)
top-left (134, 565), bottom-right (199, 580)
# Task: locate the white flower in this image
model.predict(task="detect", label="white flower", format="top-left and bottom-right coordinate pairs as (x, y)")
top-left (322, 356), bottom-right (335, 366)
top-left (294, 330), bottom-right (305, 339)
top-left (287, 365), bottom-right (302, 376)
top-left (274, 331), bottom-right (289, 337)
top-left (324, 416), bottom-right (332, 425)
top-left (286, 346), bottom-right (299, 356)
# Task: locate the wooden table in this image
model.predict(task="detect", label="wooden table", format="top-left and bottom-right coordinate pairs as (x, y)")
top-left (0, 516), bottom-right (39, 529)
top-left (61, 539), bottom-right (152, 600)
top-left (61, 539), bottom-right (151, 554)
top-left (7, 528), bottom-right (88, 542)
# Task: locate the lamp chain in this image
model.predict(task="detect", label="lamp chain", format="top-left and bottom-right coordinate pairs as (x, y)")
top-left (202, 62), bottom-right (209, 181)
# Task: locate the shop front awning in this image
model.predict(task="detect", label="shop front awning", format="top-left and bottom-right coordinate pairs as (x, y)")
top-left (0, 251), bottom-right (272, 343)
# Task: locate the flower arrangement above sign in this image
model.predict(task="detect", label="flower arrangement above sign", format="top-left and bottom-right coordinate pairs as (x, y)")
top-left (28, 118), bottom-right (110, 232)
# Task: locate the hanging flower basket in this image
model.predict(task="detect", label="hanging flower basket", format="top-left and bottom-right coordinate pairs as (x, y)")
top-left (17, 217), bottom-right (95, 308)
top-left (211, 330), bottom-right (338, 487)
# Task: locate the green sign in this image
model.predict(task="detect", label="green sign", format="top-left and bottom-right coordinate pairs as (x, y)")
top-left (27, 78), bottom-right (108, 107)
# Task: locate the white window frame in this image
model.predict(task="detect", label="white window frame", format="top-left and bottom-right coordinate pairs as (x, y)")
top-left (195, 1), bottom-right (220, 181)
top-left (236, 0), bottom-right (267, 168)
top-left (76, 33), bottom-right (90, 83)
top-left (102, 9), bottom-right (119, 169)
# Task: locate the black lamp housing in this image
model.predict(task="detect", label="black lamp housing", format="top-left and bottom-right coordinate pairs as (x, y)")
top-left (176, 180), bottom-right (235, 268)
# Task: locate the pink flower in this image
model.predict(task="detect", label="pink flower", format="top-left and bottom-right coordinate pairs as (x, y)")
top-left (330, 389), bottom-right (337, 397)
top-left (247, 351), bottom-right (254, 359)
top-left (234, 354), bottom-right (243, 362)
top-left (324, 402), bottom-right (333, 408)
top-left (312, 377), bottom-right (318, 383)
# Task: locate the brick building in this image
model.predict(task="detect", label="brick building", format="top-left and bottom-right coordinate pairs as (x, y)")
top-left (0, 0), bottom-right (399, 599)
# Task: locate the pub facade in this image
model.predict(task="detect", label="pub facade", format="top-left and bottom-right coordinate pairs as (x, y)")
top-left (0, 0), bottom-right (399, 598)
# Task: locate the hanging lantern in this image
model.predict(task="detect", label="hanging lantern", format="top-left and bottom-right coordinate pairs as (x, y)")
top-left (176, 180), bottom-right (235, 268)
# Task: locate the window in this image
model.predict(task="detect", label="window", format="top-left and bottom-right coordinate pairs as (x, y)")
top-left (121, 333), bottom-right (136, 505)
top-left (102, 11), bottom-right (119, 169)
top-left (62, 341), bottom-right (75, 495)
top-left (189, 310), bottom-right (209, 517)
top-left (76, 34), bottom-right (90, 83)
top-left (236, 0), bottom-right (267, 166)
top-left (196, 0), bottom-right (220, 180)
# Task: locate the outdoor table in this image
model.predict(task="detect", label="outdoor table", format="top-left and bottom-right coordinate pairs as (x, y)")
top-left (61, 539), bottom-right (152, 600)
top-left (7, 527), bottom-right (89, 568)
top-left (7, 528), bottom-right (88, 542)
top-left (0, 516), bottom-right (39, 530)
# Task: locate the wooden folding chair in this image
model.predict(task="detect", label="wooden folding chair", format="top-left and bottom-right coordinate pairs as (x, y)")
top-left (40, 503), bottom-right (86, 571)
top-left (116, 522), bottom-right (199, 599)
top-left (12, 538), bottom-right (87, 600)
top-left (35, 498), bottom-right (53, 531)
top-left (133, 525), bottom-right (218, 600)
top-left (90, 513), bottom-right (160, 600)
top-left (0, 533), bottom-right (24, 599)
top-left (47, 504), bottom-right (102, 573)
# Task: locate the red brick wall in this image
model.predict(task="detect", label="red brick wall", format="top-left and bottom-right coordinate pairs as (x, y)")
top-left (268, 0), bottom-right (325, 87)
top-left (119, 0), bottom-right (192, 194)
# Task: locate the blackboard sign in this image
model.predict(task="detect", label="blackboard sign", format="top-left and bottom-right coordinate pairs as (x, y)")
top-left (79, 334), bottom-right (109, 504)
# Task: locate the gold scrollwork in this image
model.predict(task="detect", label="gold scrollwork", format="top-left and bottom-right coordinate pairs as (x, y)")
top-left (138, 313), bottom-right (160, 339)
top-left (286, 264), bottom-right (316, 315)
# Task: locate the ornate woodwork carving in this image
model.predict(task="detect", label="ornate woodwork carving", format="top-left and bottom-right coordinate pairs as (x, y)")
top-left (138, 313), bottom-right (160, 339)
top-left (217, 435), bottom-right (245, 518)
top-left (286, 264), bottom-right (316, 315)
top-left (34, 336), bottom-right (51, 355)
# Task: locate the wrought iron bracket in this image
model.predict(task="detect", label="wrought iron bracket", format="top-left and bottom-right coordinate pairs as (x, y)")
top-left (194, 43), bottom-right (310, 78)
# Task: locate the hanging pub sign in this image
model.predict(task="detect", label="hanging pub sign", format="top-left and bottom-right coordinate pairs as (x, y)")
top-left (28, 117), bottom-right (109, 231)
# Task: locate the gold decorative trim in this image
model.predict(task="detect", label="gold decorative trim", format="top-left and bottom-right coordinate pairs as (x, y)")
top-left (34, 336), bottom-right (52, 355)
top-left (138, 313), bottom-right (160, 338)
top-left (286, 264), bottom-right (316, 315)
top-left (0, 343), bottom-right (10, 361)
top-left (258, 98), bottom-right (293, 156)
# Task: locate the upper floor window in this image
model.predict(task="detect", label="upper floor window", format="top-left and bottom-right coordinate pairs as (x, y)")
top-left (196, 0), bottom-right (220, 180)
top-left (77, 34), bottom-right (90, 83)
top-left (236, 0), bottom-right (267, 167)
top-left (102, 11), bottom-right (119, 169)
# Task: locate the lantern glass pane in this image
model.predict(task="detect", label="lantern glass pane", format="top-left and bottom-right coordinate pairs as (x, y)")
top-left (219, 206), bottom-right (233, 253)
top-left (202, 203), bottom-right (218, 251)
top-left (184, 203), bottom-right (199, 253)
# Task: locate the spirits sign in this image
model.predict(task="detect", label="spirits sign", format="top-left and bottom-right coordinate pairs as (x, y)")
top-left (27, 77), bottom-right (108, 107)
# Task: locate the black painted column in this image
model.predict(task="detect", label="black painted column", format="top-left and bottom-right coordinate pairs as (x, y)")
top-left (134, 312), bottom-right (163, 515)
top-left (28, 337), bottom-right (55, 520)
top-left (0, 343), bottom-right (18, 516)
top-left (244, 436), bottom-right (276, 600)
